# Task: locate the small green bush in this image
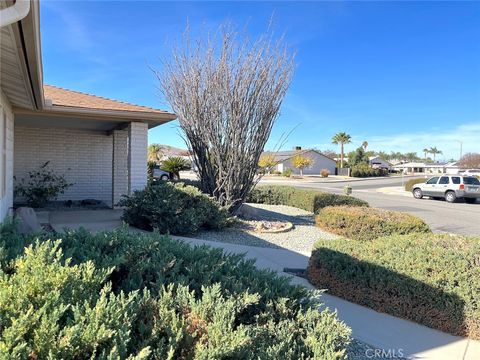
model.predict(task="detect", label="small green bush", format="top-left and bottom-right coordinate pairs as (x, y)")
top-left (247, 186), bottom-right (368, 213)
top-left (14, 161), bottom-right (74, 207)
top-left (0, 226), bottom-right (351, 359)
top-left (282, 168), bottom-right (293, 177)
top-left (405, 177), bottom-right (426, 191)
top-left (350, 164), bottom-right (386, 178)
top-left (316, 206), bottom-right (430, 241)
top-left (119, 182), bottom-right (228, 234)
top-left (308, 233), bottom-right (480, 339)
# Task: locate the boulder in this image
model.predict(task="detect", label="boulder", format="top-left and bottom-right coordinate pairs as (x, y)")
top-left (14, 207), bottom-right (40, 234)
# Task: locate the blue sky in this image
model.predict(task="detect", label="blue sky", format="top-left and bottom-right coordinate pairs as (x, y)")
top-left (40, 1), bottom-right (480, 160)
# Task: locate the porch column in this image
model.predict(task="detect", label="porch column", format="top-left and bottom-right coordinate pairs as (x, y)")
top-left (112, 129), bottom-right (128, 206)
top-left (128, 122), bottom-right (148, 193)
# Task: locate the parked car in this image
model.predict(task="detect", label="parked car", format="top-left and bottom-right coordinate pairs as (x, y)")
top-left (153, 167), bottom-right (171, 181)
top-left (462, 169), bottom-right (480, 176)
top-left (412, 175), bottom-right (480, 203)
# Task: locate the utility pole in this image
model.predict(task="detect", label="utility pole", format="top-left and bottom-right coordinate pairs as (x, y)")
top-left (455, 140), bottom-right (463, 161)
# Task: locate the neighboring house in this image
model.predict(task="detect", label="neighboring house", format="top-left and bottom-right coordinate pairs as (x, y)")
top-left (368, 156), bottom-right (391, 170)
top-left (263, 148), bottom-right (336, 175)
top-left (393, 162), bottom-right (460, 175)
top-left (0, 1), bottom-right (176, 221)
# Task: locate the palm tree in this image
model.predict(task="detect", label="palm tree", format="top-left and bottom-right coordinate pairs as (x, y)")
top-left (429, 147), bottom-right (442, 162)
top-left (362, 141), bottom-right (368, 150)
top-left (148, 144), bottom-right (163, 163)
top-left (332, 132), bottom-right (352, 168)
top-left (423, 148), bottom-right (430, 161)
top-left (161, 156), bottom-right (191, 179)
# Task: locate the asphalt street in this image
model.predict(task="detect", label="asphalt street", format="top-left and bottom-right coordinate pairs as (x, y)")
top-left (261, 176), bottom-right (480, 236)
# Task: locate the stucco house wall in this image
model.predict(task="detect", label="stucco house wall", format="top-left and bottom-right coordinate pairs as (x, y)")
top-left (0, 89), bottom-right (14, 220)
top-left (14, 126), bottom-right (114, 206)
top-left (276, 151), bottom-right (336, 175)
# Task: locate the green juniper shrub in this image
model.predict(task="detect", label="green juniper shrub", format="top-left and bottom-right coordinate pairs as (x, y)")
top-left (307, 233), bottom-right (480, 339)
top-left (0, 226), bottom-right (351, 359)
top-left (315, 206), bottom-right (430, 241)
top-left (119, 182), bottom-right (229, 235)
top-left (247, 186), bottom-right (368, 214)
top-left (405, 178), bottom-right (427, 191)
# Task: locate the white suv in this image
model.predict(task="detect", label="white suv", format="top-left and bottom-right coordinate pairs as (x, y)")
top-left (412, 175), bottom-right (480, 203)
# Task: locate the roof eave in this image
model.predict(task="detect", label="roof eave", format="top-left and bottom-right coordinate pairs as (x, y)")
top-left (45, 105), bottom-right (177, 127)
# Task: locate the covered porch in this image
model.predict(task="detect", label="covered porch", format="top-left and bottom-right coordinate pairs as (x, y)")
top-left (13, 110), bottom-right (148, 208)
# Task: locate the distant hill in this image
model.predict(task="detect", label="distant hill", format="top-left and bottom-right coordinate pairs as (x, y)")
top-left (153, 144), bottom-right (190, 157)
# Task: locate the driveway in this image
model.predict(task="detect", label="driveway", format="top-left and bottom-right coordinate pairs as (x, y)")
top-left (260, 177), bottom-right (480, 236)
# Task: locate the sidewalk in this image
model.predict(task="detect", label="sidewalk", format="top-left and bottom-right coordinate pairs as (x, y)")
top-left (174, 235), bottom-right (479, 360)
top-left (377, 186), bottom-right (412, 197)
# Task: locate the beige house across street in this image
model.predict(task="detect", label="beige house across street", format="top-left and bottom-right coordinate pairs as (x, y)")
top-left (0, 1), bottom-right (176, 221)
top-left (263, 148), bottom-right (336, 175)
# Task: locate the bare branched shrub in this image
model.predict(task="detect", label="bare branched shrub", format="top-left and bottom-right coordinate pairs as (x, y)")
top-left (156, 23), bottom-right (295, 212)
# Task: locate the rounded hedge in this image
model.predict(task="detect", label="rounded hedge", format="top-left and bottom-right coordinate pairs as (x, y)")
top-left (119, 182), bottom-right (229, 235)
top-left (308, 233), bottom-right (480, 339)
top-left (315, 206), bottom-right (430, 241)
top-left (247, 186), bottom-right (368, 214)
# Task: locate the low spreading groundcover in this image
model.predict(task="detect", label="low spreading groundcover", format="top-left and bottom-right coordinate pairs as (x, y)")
top-left (307, 233), bottom-right (480, 339)
top-left (0, 221), bottom-right (351, 359)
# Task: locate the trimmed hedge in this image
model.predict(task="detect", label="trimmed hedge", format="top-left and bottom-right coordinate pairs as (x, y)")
top-left (119, 182), bottom-right (228, 235)
top-left (0, 226), bottom-right (351, 359)
top-left (247, 186), bottom-right (368, 214)
top-left (350, 165), bottom-right (387, 178)
top-left (405, 178), bottom-right (426, 191)
top-left (307, 233), bottom-right (480, 339)
top-left (315, 206), bottom-right (430, 241)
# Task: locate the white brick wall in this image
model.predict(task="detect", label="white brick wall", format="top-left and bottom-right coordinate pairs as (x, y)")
top-left (128, 122), bottom-right (148, 192)
top-left (14, 126), bottom-right (113, 206)
top-left (112, 129), bottom-right (128, 205)
top-left (0, 89), bottom-right (14, 221)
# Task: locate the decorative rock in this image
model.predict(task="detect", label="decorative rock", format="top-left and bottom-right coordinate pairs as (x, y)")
top-left (14, 207), bottom-right (40, 234)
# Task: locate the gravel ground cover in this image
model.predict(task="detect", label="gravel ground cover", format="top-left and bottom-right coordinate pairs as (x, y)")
top-left (196, 203), bottom-right (338, 252)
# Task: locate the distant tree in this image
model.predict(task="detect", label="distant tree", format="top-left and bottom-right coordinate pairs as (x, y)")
top-left (148, 144), bottom-right (163, 163)
top-left (458, 153), bottom-right (480, 168)
top-left (349, 147), bottom-right (369, 167)
top-left (321, 149), bottom-right (337, 159)
top-left (292, 153), bottom-right (314, 176)
top-left (258, 154), bottom-right (277, 174)
top-left (157, 22), bottom-right (294, 212)
top-left (377, 151), bottom-right (390, 161)
top-left (429, 147), bottom-right (442, 162)
top-left (405, 152), bottom-right (419, 162)
top-left (362, 141), bottom-right (368, 150)
top-left (423, 148), bottom-right (430, 160)
top-left (161, 156), bottom-right (191, 179)
top-left (332, 132), bottom-right (352, 168)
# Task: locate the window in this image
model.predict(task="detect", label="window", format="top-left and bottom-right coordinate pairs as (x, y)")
top-left (464, 177), bottom-right (480, 185)
top-left (426, 177), bottom-right (439, 184)
top-left (439, 177), bottom-right (449, 185)
top-left (452, 177), bottom-right (461, 184)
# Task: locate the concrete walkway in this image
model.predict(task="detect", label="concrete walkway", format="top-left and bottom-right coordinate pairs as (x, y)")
top-left (377, 186), bottom-right (412, 197)
top-left (42, 209), bottom-right (479, 360)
